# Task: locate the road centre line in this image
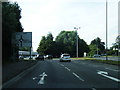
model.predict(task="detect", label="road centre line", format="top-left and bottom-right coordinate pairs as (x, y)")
top-left (65, 67), bottom-right (71, 71)
top-left (72, 72), bottom-right (84, 81)
top-left (61, 64), bottom-right (64, 67)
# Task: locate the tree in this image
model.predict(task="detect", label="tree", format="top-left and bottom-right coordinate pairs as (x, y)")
top-left (37, 33), bottom-right (56, 56)
top-left (37, 31), bottom-right (89, 57)
top-left (2, 2), bottom-right (23, 63)
top-left (55, 31), bottom-right (89, 57)
top-left (89, 37), bottom-right (105, 56)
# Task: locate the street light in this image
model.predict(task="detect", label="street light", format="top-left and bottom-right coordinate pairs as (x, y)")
top-left (106, 0), bottom-right (108, 60)
top-left (74, 27), bottom-right (80, 58)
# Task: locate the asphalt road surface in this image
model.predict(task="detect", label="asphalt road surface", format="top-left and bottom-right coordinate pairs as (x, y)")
top-left (5, 59), bottom-right (120, 89)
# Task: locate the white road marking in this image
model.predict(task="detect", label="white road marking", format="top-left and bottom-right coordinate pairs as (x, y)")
top-left (97, 71), bottom-right (120, 82)
top-left (32, 77), bottom-right (38, 80)
top-left (105, 68), bottom-right (120, 72)
top-left (72, 72), bottom-right (84, 81)
top-left (38, 72), bottom-right (47, 84)
top-left (65, 67), bottom-right (71, 71)
top-left (92, 88), bottom-right (96, 90)
top-left (61, 64), bottom-right (64, 67)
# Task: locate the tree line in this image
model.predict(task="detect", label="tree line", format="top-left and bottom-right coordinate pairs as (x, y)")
top-left (37, 31), bottom-right (106, 57)
top-left (2, 1), bottom-right (23, 63)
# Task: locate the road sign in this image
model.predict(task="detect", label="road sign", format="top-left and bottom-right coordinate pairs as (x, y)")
top-left (12, 32), bottom-right (32, 47)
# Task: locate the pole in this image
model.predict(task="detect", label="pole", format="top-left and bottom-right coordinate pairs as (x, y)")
top-left (30, 47), bottom-right (32, 59)
top-left (76, 29), bottom-right (78, 58)
top-left (106, 0), bottom-right (108, 60)
top-left (74, 27), bottom-right (80, 58)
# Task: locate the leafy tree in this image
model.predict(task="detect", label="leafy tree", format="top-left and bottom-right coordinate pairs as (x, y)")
top-left (37, 33), bottom-right (56, 56)
top-left (55, 31), bottom-right (89, 57)
top-left (2, 2), bottom-right (23, 63)
top-left (37, 31), bottom-right (89, 57)
top-left (89, 37), bottom-right (105, 56)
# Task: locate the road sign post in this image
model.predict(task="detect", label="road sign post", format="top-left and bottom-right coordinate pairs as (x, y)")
top-left (13, 32), bottom-right (32, 60)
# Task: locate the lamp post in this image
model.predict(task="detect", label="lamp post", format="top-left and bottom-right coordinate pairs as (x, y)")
top-left (106, 0), bottom-right (108, 60)
top-left (74, 27), bottom-right (80, 58)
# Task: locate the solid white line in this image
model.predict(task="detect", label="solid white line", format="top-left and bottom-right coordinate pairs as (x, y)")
top-left (72, 72), bottom-right (84, 81)
top-left (65, 67), bottom-right (71, 71)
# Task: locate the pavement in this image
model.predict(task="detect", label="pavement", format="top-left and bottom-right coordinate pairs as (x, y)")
top-left (93, 56), bottom-right (120, 61)
top-left (2, 60), bottom-right (38, 84)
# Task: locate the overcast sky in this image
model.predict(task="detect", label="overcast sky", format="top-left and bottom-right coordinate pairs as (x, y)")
top-left (10, 0), bottom-right (119, 51)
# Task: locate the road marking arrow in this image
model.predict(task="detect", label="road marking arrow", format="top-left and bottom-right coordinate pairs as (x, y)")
top-left (97, 71), bottom-right (120, 82)
top-left (38, 72), bottom-right (47, 85)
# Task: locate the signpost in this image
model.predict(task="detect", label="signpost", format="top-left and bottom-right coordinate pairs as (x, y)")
top-left (13, 32), bottom-right (32, 59)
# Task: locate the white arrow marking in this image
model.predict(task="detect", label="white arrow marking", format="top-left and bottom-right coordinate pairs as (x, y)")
top-left (32, 77), bottom-right (38, 80)
top-left (97, 71), bottom-right (120, 82)
top-left (38, 72), bottom-right (47, 84)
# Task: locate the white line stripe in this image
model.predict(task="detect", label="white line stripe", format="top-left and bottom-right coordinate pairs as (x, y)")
top-left (72, 72), bottom-right (84, 81)
top-left (97, 70), bottom-right (120, 82)
top-left (92, 88), bottom-right (96, 90)
top-left (101, 73), bottom-right (120, 82)
top-left (61, 64), bottom-right (64, 66)
top-left (65, 67), bottom-right (71, 71)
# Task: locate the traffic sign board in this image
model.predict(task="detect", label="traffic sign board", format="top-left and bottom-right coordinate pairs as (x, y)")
top-left (12, 32), bottom-right (32, 47)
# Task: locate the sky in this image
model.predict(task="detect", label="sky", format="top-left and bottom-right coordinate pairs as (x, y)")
top-left (10, 0), bottom-right (119, 52)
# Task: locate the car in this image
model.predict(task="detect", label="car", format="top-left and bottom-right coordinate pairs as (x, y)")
top-left (35, 55), bottom-right (44, 60)
top-left (93, 54), bottom-right (101, 57)
top-left (19, 55), bottom-right (24, 60)
top-left (45, 55), bottom-right (53, 59)
top-left (60, 53), bottom-right (71, 62)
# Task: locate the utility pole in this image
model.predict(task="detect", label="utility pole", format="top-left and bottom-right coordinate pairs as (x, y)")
top-left (74, 27), bottom-right (80, 58)
top-left (106, 0), bottom-right (108, 60)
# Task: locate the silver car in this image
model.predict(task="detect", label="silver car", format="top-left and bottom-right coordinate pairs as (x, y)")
top-left (60, 53), bottom-right (71, 62)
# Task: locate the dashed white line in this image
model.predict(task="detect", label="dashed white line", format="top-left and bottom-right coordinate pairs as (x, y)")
top-left (61, 64), bottom-right (64, 67)
top-left (72, 72), bottom-right (84, 81)
top-left (92, 88), bottom-right (96, 90)
top-left (65, 67), bottom-right (71, 71)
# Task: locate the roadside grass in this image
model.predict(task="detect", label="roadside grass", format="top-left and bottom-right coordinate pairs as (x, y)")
top-left (71, 57), bottom-right (120, 66)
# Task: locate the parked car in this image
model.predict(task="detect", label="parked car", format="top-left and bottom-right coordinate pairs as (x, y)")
top-left (35, 55), bottom-right (44, 60)
top-left (60, 53), bottom-right (71, 62)
top-left (19, 55), bottom-right (24, 60)
top-left (45, 55), bottom-right (53, 59)
top-left (93, 54), bottom-right (101, 57)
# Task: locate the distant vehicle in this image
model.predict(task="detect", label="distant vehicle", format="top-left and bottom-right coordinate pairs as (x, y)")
top-left (19, 56), bottom-right (23, 59)
top-left (60, 53), bottom-right (71, 62)
top-left (45, 55), bottom-right (53, 59)
top-left (93, 54), bottom-right (101, 57)
top-left (35, 55), bottom-right (44, 60)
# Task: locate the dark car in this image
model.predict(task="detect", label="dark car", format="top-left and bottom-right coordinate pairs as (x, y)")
top-left (35, 55), bottom-right (44, 60)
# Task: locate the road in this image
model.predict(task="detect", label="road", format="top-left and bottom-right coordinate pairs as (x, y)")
top-left (5, 59), bottom-right (120, 89)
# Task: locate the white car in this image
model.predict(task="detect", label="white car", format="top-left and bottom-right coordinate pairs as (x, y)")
top-left (93, 54), bottom-right (101, 57)
top-left (60, 53), bottom-right (71, 62)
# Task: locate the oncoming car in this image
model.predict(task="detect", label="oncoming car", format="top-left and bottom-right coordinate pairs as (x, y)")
top-left (60, 53), bottom-right (71, 62)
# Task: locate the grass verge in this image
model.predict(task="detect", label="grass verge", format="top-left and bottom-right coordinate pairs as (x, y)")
top-left (71, 57), bottom-right (120, 66)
